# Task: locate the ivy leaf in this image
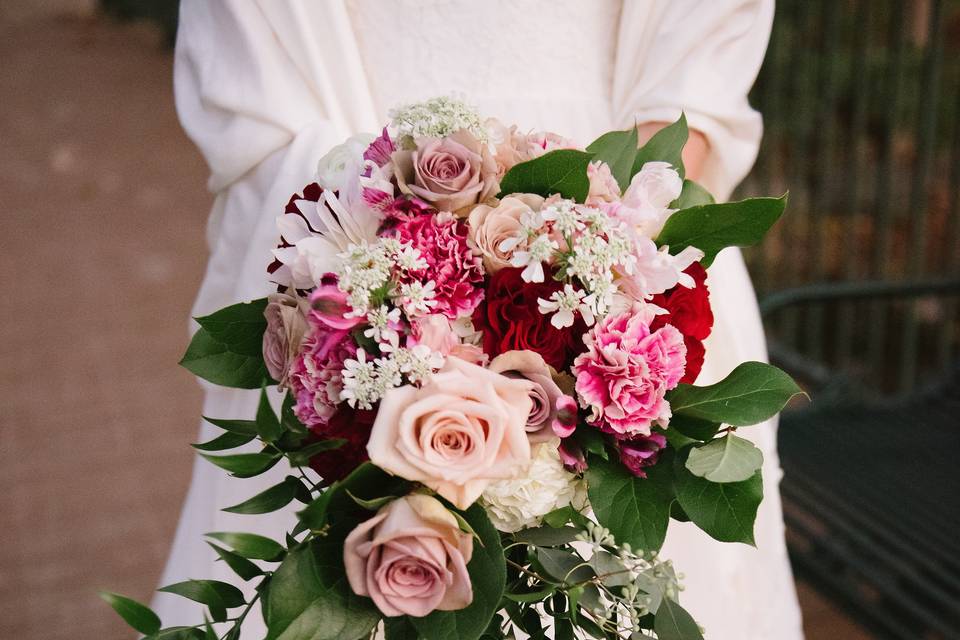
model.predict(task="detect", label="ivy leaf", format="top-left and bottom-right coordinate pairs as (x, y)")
top-left (586, 453), bottom-right (674, 553)
top-left (656, 195), bottom-right (788, 267)
top-left (653, 597), bottom-right (704, 640)
top-left (199, 452), bottom-right (280, 478)
top-left (99, 591), bottom-right (162, 636)
top-left (585, 127), bottom-right (639, 191)
top-left (206, 542), bottom-right (263, 581)
top-left (498, 149), bottom-right (595, 201)
top-left (222, 477), bottom-right (300, 515)
top-left (673, 450), bottom-right (762, 545)
top-left (205, 532), bottom-right (286, 562)
top-left (632, 114), bottom-right (688, 179)
top-left (685, 434), bottom-right (763, 483)
top-left (263, 530), bottom-right (381, 640)
top-left (411, 504), bottom-right (506, 640)
top-left (667, 361), bottom-right (806, 426)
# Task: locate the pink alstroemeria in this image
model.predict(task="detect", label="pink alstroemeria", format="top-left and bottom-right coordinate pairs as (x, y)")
top-left (309, 283), bottom-right (363, 330)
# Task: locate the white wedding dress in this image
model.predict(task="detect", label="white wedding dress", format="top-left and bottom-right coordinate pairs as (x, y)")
top-left (154, 1), bottom-right (804, 638)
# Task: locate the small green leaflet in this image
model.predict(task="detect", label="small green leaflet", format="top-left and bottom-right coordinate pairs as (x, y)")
top-left (685, 434), bottom-right (763, 483)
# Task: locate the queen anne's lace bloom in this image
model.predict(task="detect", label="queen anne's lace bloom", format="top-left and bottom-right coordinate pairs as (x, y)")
top-left (480, 441), bottom-right (587, 532)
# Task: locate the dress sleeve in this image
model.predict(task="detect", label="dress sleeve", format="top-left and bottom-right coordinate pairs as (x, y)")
top-left (612, 0), bottom-right (774, 200)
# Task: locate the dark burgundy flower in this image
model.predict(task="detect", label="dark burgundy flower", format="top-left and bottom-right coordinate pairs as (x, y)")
top-left (617, 432), bottom-right (667, 478)
top-left (307, 407), bottom-right (376, 486)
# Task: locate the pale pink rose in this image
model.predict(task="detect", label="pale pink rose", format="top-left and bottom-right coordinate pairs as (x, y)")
top-left (367, 357), bottom-right (533, 509)
top-left (262, 293), bottom-right (309, 387)
top-left (344, 494), bottom-right (473, 617)
top-left (393, 130), bottom-right (499, 213)
top-left (573, 306), bottom-right (686, 437)
top-left (489, 350), bottom-right (565, 443)
top-left (586, 161), bottom-right (621, 204)
top-left (467, 194), bottom-right (544, 272)
top-left (613, 161), bottom-right (684, 238)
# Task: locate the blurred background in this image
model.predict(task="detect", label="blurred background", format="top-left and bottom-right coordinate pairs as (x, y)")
top-left (0, 1), bottom-right (957, 639)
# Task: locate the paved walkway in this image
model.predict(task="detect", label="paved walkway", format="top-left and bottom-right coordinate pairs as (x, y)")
top-left (0, 10), bottom-right (872, 640)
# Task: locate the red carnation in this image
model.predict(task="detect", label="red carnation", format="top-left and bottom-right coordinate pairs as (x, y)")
top-left (307, 407), bottom-right (376, 486)
top-left (651, 263), bottom-right (713, 383)
top-left (473, 267), bottom-right (586, 370)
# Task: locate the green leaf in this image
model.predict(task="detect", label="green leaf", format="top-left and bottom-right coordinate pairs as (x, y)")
top-left (383, 616), bottom-right (420, 639)
top-left (195, 298), bottom-right (269, 356)
top-left (503, 584), bottom-right (557, 603)
top-left (498, 149), bottom-right (595, 201)
top-left (632, 114), bottom-right (688, 179)
top-left (541, 506), bottom-right (591, 529)
top-left (589, 551), bottom-right (630, 587)
top-left (203, 417), bottom-right (259, 436)
top-left (191, 430), bottom-right (256, 452)
top-left (206, 542), bottom-right (263, 581)
top-left (411, 504), bottom-right (506, 640)
top-left (257, 387), bottom-right (284, 443)
top-left (99, 591), bottom-right (161, 635)
top-left (345, 491), bottom-right (397, 511)
top-left (146, 627), bottom-right (206, 640)
top-left (288, 439), bottom-right (348, 466)
top-left (585, 127), bottom-right (639, 191)
top-left (511, 525), bottom-right (582, 547)
top-left (668, 361), bottom-right (806, 426)
top-left (586, 453), bottom-right (674, 553)
top-left (158, 580), bottom-right (245, 623)
top-left (673, 450), bottom-right (762, 545)
top-left (685, 434), bottom-right (763, 483)
top-left (534, 547), bottom-right (593, 584)
top-left (668, 415), bottom-right (721, 442)
top-left (654, 598), bottom-right (704, 640)
top-left (223, 477), bottom-right (300, 515)
top-left (574, 428), bottom-right (608, 460)
top-left (670, 179), bottom-right (714, 210)
top-left (281, 392), bottom-right (310, 435)
top-left (263, 532), bottom-right (380, 640)
top-left (299, 463), bottom-right (409, 531)
top-left (656, 195), bottom-right (788, 267)
top-left (200, 452), bottom-right (280, 478)
top-left (206, 532), bottom-right (286, 561)
top-left (180, 326), bottom-right (272, 389)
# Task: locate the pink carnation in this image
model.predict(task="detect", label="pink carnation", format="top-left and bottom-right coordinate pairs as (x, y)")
top-left (572, 308), bottom-right (686, 437)
top-left (288, 321), bottom-right (357, 430)
top-left (390, 213), bottom-right (485, 320)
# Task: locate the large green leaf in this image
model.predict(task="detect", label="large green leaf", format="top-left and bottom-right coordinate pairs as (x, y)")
top-left (498, 149), bottom-right (595, 201)
top-left (223, 476), bottom-right (300, 515)
top-left (99, 591), bottom-right (162, 635)
top-left (685, 434), bottom-right (763, 483)
top-left (667, 361), bottom-right (805, 426)
top-left (585, 453), bottom-right (674, 554)
top-left (673, 450), bottom-right (762, 545)
top-left (653, 597), bottom-right (704, 640)
top-left (180, 327), bottom-right (271, 389)
top-left (632, 114), bottom-right (688, 179)
top-left (656, 195), bottom-right (787, 267)
top-left (670, 179), bottom-right (714, 209)
top-left (195, 298), bottom-right (269, 356)
top-left (264, 532), bottom-right (381, 640)
top-left (411, 504), bottom-right (506, 640)
top-left (585, 127), bottom-right (639, 191)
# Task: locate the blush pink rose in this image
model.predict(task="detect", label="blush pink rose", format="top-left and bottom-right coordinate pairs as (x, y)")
top-left (572, 307), bottom-right (686, 437)
top-left (467, 194), bottom-right (544, 273)
top-left (367, 357), bottom-right (533, 509)
top-left (344, 493), bottom-right (473, 617)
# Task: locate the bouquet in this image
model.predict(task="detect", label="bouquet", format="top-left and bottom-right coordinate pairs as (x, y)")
top-left (104, 97), bottom-right (803, 640)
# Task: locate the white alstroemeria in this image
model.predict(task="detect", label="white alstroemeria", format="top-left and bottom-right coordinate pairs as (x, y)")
top-left (511, 234), bottom-right (558, 283)
top-left (316, 132), bottom-right (376, 195)
top-left (340, 349), bottom-right (383, 410)
top-left (540, 199), bottom-right (584, 236)
top-left (363, 305), bottom-right (402, 345)
top-left (395, 280), bottom-right (438, 317)
top-left (538, 284), bottom-right (592, 328)
top-left (630, 238), bottom-right (705, 296)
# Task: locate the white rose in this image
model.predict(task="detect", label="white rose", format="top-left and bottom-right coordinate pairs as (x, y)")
top-left (480, 440), bottom-right (587, 533)
top-left (315, 133), bottom-right (377, 196)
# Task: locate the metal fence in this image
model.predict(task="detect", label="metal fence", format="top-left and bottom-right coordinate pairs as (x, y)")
top-left (738, 0), bottom-right (960, 398)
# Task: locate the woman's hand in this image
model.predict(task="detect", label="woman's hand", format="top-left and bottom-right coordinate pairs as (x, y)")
top-left (636, 122), bottom-right (709, 182)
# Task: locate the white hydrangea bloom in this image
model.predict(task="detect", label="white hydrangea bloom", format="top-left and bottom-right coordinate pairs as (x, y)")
top-left (481, 441), bottom-right (588, 533)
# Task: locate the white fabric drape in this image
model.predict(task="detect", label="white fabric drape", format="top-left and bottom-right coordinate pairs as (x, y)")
top-left (156, 2), bottom-right (804, 638)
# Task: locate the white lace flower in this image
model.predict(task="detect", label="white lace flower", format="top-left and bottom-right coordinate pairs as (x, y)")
top-left (511, 234), bottom-right (558, 283)
top-left (538, 284), bottom-right (592, 328)
top-left (395, 280), bottom-right (438, 317)
top-left (363, 305), bottom-right (401, 345)
top-left (540, 199), bottom-right (583, 236)
top-left (480, 441), bottom-right (588, 533)
top-left (340, 349), bottom-right (381, 410)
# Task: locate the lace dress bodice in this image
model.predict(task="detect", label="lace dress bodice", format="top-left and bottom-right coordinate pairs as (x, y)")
top-left (345, 0), bottom-right (622, 143)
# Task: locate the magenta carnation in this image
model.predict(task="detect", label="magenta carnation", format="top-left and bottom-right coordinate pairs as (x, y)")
top-left (390, 213), bottom-right (485, 319)
top-left (572, 309), bottom-right (686, 437)
top-left (288, 320), bottom-right (357, 430)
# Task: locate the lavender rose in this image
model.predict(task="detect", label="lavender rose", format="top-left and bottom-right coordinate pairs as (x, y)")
top-left (489, 350), bottom-right (565, 443)
top-left (393, 130), bottom-right (499, 213)
top-left (344, 494), bottom-right (473, 617)
top-left (262, 293), bottom-right (308, 387)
